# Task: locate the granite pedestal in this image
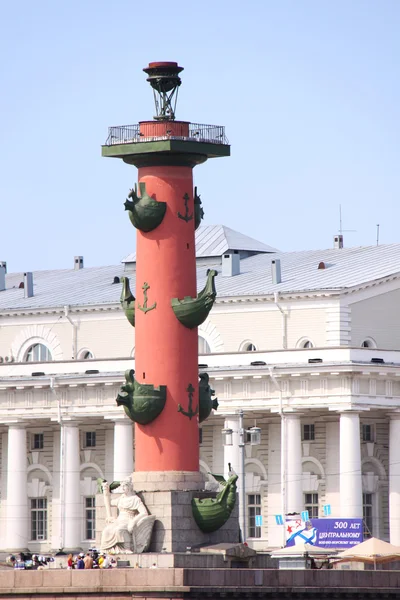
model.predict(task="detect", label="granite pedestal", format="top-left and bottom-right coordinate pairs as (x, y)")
top-left (96, 471), bottom-right (240, 555)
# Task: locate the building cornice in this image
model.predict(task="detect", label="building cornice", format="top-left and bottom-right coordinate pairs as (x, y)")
top-left (0, 304), bottom-right (123, 318)
top-left (1, 346), bottom-right (400, 379)
top-left (1, 348), bottom-right (400, 385)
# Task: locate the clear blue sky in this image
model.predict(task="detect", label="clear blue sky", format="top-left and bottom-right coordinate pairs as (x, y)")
top-left (1, 0), bottom-right (399, 272)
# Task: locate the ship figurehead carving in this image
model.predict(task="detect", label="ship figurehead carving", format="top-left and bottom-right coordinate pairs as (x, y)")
top-left (116, 369), bottom-right (166, 425)
top-left (120, 276), bottom-right (135, 327)
top-left (194, 186), bottom-right (204, 230)
top-left (192, 465), bottom-right (238, 533)
top-left (171, 269), bottom-right (217, 329)
top-left (199, 372), bottom-right (218, 423)
top-left (124, 182), bottom-right (166, 232)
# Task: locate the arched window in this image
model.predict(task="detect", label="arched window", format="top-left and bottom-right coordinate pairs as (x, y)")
top-left (25, 344), bottom-right (52, 362)
top-left (239, 340), bottom-right (257, 352)
top-left (244, 343), bottom-right (257, 352)
top-left (78, 349), bottom-right (94, 360)
top-left (296, 338), bottom-right (314, 349)
top-left (361, 338), bottom-right (377, 349)
top-left (198, 336), bottom-right (211, 354)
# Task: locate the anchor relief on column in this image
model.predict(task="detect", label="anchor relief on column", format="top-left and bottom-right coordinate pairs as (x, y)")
top-left (138, 282), bottom-right (157, 314)
top-left (178, 383), bottom-right (198, 420)
top-left (177, 192), bottom-right (193, 222)
top-left (178, 373), bottom-right (219, 423)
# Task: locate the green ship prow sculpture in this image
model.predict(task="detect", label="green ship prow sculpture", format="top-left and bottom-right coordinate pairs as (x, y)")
top-left (199, 372), bottom-right (218, 423)
top-left (194, 186), bottom-right (204, 230)
top-left (192, 466), bottom-right (238, 533)
top-left (171, 269), bottom-right (217, 329)
top-left (116, 369), bottom-right (166, 425)
top-left (120, 276), bottom-right (135, 327)
top-left (124, 181), bottom-right (166, 233)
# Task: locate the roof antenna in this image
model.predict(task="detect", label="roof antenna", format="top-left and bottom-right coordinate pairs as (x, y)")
top-left (338, 204), bottom-right (356, 243)
top-left (376, 224), bottom-right (380, 246)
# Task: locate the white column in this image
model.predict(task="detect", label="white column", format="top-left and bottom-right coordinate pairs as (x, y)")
top-left (6, 424), bottom-right (28, 550)
top-left (62, 423), bottom-right (81, 550)
top-left (325, 421), bottom-right (340, 518)
top-left (113, 418), bottom-right (134, 481)
top-left (285, 414), bottom-right (303, 514)
top-left (223, 416), bottom-right (244, 539)
top-left (340, 412), bottom-right (362, 518)
top-left (389, 415), bottom-right (400, 544)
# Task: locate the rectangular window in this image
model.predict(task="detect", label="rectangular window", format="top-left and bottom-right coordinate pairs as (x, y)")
top-left (33, 433), bottom-right (44, 450)
top-left (362, 424), bottom-right (374, 442)
top-left (304, 493), bottom-right (319, 518)
top-left (31, 498), bottom-right (47, 541)
top-left (248, 493), bottom-right (262, 538)
top-left (363, 493), bottom-right (373, 538)
top-left (85, 431), bottom-right (96, 448)
top-left (199, 429), bottom-right (203, 445)
top-left (302, 424), bottom-right (315, 441)
top-left (85, 497), bottom-right (96, 540)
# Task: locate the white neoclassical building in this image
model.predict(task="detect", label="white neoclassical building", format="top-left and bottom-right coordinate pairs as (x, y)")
top-left (1, 225), bottom-right (400, 552)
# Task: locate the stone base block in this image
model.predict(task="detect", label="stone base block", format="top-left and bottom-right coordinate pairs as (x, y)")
top-left (108, 545), bottom-right (256, 569)
top-left (141, 488), bottom-right (240, 553)
top-left (132, 470), bottom-right (207, 491)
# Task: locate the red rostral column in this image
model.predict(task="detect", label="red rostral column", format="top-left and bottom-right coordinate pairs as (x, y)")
top-left (102, 62), bottom-right (229, 474)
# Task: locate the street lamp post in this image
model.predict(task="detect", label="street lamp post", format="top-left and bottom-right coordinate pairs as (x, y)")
top-left (222, 410), bottom-right (261, 543)
top-left (238, 409), bottom-right (246, 542)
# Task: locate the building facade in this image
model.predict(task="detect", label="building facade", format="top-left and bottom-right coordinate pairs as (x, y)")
top-left (1, 226), bottom-right (400, 552)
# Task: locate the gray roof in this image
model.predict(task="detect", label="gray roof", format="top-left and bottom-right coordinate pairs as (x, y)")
top-left (208, 243), bottom-right (400, 297)
top-left (194, 224), bottom-right (278, 257)
top-left (121, 224), bottom-right (277, 263)
top-left (2, 242), bottom-right (400, 311)
top-left (1, 266), bottom-right (125, 311)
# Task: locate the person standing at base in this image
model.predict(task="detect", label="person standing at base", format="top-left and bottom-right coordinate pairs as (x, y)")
top-left (102, 554), bottom-right (110, 569)
top-left (76, 554), bottom-right (85, 569)
top-left (15, 554), bottom-right (25, 569)
top-left (84, 552), bottom-right (94, 569)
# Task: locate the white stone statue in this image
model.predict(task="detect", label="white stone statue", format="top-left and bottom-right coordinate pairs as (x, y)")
top-left (100, 477), bottom-right (155, 554)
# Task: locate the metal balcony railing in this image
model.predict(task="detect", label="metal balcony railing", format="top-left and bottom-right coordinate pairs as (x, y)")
top-left (105, 123), bottom-right (229, 146)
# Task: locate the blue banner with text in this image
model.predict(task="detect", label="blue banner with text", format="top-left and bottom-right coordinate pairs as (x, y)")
top-left (286, 518), bottom-right (363, 549)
